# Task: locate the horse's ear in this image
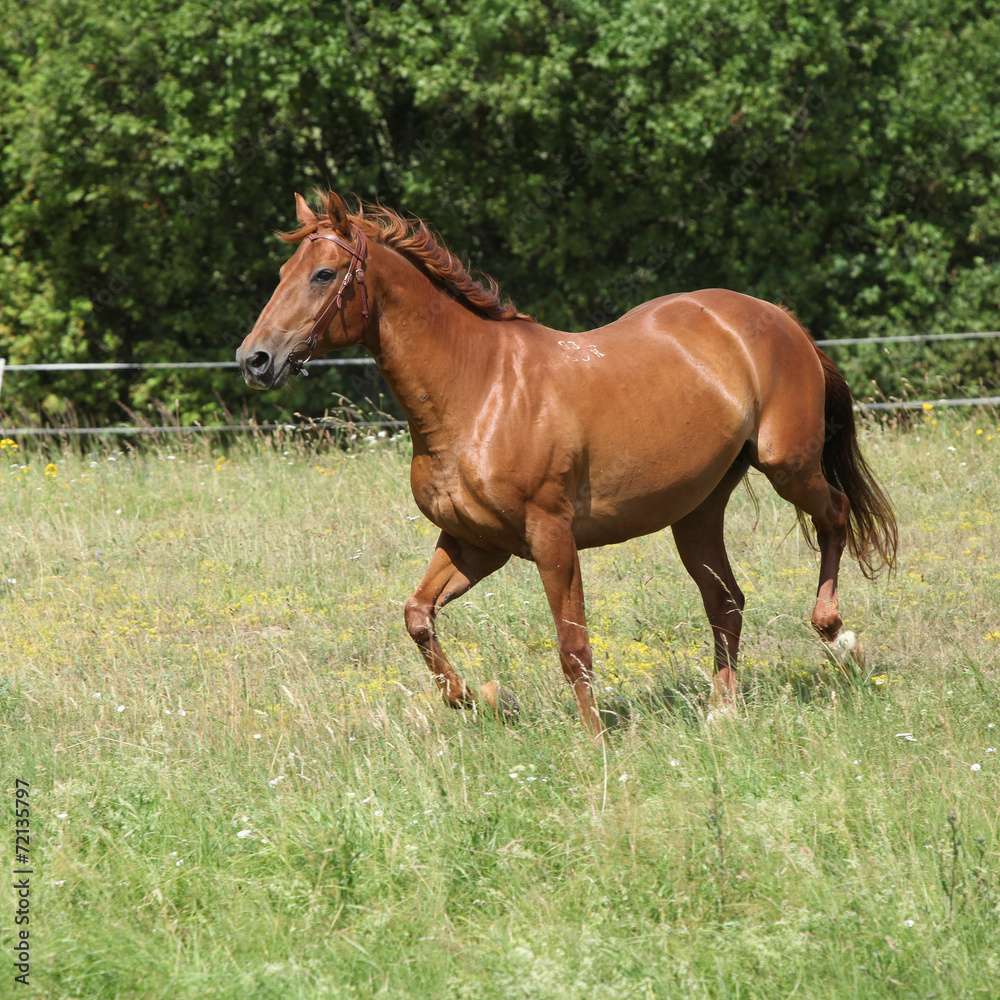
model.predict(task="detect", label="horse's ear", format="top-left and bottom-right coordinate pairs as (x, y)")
top-left (324, 191), bottom-right (352, 238)
top-left (294, 192), bottom-right (318, 229)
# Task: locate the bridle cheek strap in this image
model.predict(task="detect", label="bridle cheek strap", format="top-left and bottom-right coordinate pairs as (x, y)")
top-left (290, 226), bottom-right (370, 375)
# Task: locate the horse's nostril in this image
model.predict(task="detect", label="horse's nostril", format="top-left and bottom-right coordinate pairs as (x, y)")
top-left (248, 350), bottom-right (271, 373)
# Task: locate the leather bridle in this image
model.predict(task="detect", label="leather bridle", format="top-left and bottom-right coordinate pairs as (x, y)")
top-left (288, 225), bottom-right (370, 376)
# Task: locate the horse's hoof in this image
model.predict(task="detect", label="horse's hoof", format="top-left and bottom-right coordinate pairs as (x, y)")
top-left (705, 704), bottom-right (738, 727)
top-left (441, 686), bottom-right (477, 710)
top-left (478, 681), bottom-right (520, 720)
top-left (824, 630), bottom-right (866, 673)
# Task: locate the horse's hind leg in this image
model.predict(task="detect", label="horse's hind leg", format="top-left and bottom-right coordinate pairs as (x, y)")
top-left (404, 531), bottom-right (510, 708)
top-left (671, 466), bottom-right (747, 705)
top-left (755, 443), bottom-right (850, 642)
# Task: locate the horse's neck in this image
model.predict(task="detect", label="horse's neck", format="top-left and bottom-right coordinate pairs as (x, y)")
top-left (363, 245), bottom-right (500, 434)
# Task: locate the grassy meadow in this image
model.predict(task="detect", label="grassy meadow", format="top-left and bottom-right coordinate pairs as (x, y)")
top-left (1, 412), bottom-right (999, 999)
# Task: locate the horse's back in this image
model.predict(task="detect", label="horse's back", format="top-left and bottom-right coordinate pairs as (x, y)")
top-left (562, 288), bottom-right (815, 432)
top-left (612, 288), bottom-right (816, 359)
top-left (602, 286), bottom-right (826, 424)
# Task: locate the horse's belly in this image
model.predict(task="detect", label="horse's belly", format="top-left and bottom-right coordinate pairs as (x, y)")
top-left (571, 447), bottom-right (741, 548)
top-left (573, 492), bottom-right (690, 548)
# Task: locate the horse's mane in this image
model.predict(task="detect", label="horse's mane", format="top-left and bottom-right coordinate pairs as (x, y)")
top-left (278, 191), bottom-right (528, 322)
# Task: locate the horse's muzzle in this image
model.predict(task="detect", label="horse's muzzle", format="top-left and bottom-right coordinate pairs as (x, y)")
top-left (239, 343), bottom-right (301, 389)
top-left (238, 346), bottom-right (276, 389)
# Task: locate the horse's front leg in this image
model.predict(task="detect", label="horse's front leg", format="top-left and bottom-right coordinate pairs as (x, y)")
top-left (404, 531), bottom-right (510, 708)
top-left (527, 511), bottom-right (603, 740)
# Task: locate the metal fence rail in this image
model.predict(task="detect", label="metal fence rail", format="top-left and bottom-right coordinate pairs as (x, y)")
top-left (3, 420), bottom-right (407, 438)
top-left (4, 332), bottom-right (999, 373)
top-left (861, 395), bottom-right (1000, 411)
top-left (2, 330), bottom-right (998, 437)
top-left (1, 357), bottom-right (372, 372)
top-left (818, 331), bottom-right (1000, 347)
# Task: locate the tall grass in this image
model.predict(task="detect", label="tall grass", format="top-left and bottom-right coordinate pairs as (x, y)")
top-left (2, 414), bottom-right (998, 999)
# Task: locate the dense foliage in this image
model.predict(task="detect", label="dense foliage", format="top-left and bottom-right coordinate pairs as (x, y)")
top-left (1, 0), bottom-right (999, 425)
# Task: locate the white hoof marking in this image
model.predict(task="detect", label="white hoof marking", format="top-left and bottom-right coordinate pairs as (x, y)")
top-left (825, 630), bottom-right (866, 672)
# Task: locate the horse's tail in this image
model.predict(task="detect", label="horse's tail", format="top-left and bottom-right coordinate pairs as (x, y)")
top-left (814, 345), bottom-right (898, 579)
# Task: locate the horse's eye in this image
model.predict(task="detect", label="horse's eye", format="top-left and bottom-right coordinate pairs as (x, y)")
top-left (313, 268), bottom-right (337, 283)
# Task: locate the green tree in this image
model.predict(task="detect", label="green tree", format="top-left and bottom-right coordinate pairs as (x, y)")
top-left (2, 0), bottom-right (998, 425)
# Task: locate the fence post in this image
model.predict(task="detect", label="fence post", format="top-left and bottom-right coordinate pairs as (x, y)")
top-left (0, 357), bottom-right (5, 404)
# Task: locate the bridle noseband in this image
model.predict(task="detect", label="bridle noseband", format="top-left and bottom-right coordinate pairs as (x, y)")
top-left (288, 225), bottom-right (370, 376)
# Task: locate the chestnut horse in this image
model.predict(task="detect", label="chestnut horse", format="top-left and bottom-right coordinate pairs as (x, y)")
top-left (237, 191), bottom-right (897, 737)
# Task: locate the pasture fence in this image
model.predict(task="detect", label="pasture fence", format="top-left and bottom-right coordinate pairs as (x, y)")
top-left (2, 332), bottom-right (999, 438)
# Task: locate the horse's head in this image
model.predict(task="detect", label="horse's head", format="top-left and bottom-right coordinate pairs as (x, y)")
top-left (237, 192), bottom-right (371, 389)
